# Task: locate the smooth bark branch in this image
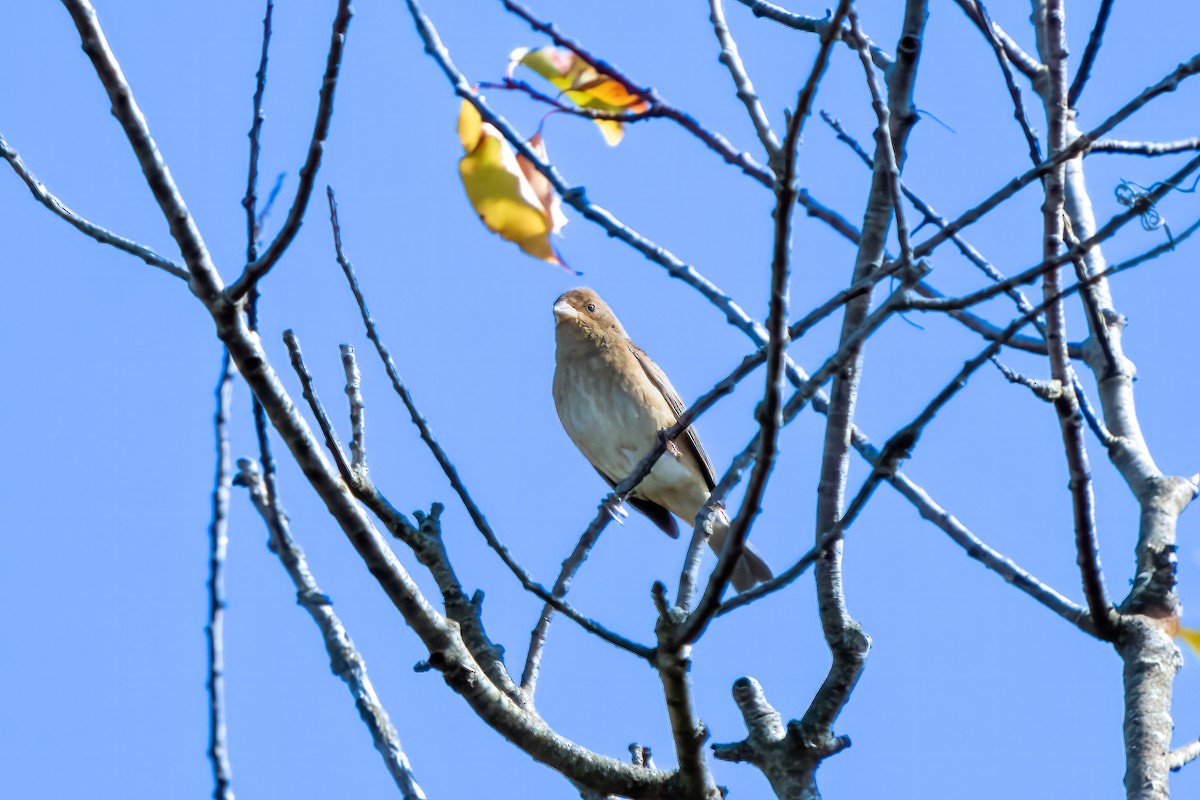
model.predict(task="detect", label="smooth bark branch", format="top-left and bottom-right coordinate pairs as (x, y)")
top-left (341, 345), bottom-right (367, 478)
top-left (1027, 1), bottom-right (1197, 793)
top-left (882, 1), bottom-right (928, 166)
top-left (205, 353), bottom-right (236, 800)
top-left (227, 0), bottom-right (353, 300)
top-left (723, 235), bottom-right (1183, 628)
top-left (1118, 617), bottom-right (1182, 800)
top-left (0, 133), bottom-right (187, 279)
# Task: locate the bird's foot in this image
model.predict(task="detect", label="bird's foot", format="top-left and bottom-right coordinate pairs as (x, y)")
top-left (602, 495), bottom-right (630, 524)
top-left (657, 428), bottom-right (682, 459)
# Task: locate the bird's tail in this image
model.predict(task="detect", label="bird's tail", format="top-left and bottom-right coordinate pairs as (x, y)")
top-left (708, 520), bottom-right (773, 592)
top-left (731, 542), bottom-right (773, 592)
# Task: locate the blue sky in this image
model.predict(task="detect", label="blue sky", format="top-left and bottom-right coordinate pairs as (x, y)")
top-left (2, 1), bottom-right (1199, 798)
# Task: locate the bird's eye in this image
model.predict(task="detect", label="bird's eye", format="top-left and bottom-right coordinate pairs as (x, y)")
top-left (586, 303), bottom-right (596, 313)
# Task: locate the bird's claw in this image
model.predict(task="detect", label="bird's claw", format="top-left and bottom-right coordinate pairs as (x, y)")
top-left (658, 428), bottom-right (682, 459)
top-left (602, 495), bottom-right (629, 523)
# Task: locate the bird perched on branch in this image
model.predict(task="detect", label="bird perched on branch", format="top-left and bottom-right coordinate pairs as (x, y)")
top-left (552, 287), bottom-right (772, 592)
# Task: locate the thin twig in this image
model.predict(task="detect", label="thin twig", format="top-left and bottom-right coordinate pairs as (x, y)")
top-left (708, 0), bottom-right (780, 158)
top-left (326, 189), bottom-right (512, 585)
top-left (341, 345), bottom-right (367, 479)
top-left (519, 517), bottom-right (609, 700)
top-left (0, 132), bottom-right (187, 279)
top-left (729, 0), bottom-right (894, 69)
top-left (206, 352), bottom-right (236, 800)
top-left (912, 50), bottom-right (1200, 259)
top-left (227, 0), bottom-right (353, 300)
top-left (908, 153), bottom-right (1200, 311)
top-left (242, 0), bottom-right (273, 262)
top-left (722, 242), bottom-right (1157, 631)
top-left (1068, 0), bottom-right (1116, 108)
top-left (958, 0), bottom-right (1043, 164)
top-left (234, 461), bottom-right (428, 799)
top-left (947, 0), bottom-right (1044, 79)
top-left (290, 270), bottom-right (650, 660)
top-left (60, 0), bottom-right (224, 303)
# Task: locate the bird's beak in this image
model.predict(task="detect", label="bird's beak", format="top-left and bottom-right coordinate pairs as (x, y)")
top-left (553, 300), bottom-right (577, 323)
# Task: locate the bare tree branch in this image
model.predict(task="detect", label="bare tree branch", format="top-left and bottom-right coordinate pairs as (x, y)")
top-left (60, 0), bottom-right (226, 304)
top-left (685, 0), bottom-right (850, 633)
top-left (242, 0), bottom-right (273, 261)
top-left (234, 461), bottom-right (428, 799)
top-left (907, 153), bottom-right (1200, 312)
top-left (955, 0), bottom-right (1044, 164)
top-left (730, 0), bottom-right (894, 69)
top-left (948, 0), bottom-right (1044, 80)
top-left (1089, 138), bottom-right (1200, 156)
top-left (912, 49), bottom-right (1200, 259)
top-left (227, 0), bottom-right (353, 300)
top-left (708, 0), bottom-right (780, 159)
top-left (653, 590), bottom-right (717, 799)
top-left (205, 352), bottom-right (236, 800)
top-left (49, 6), bottom-right (683, 793)
top-left (0, 132), bottom-right (187, 279)
top-left (1068, 0), bottom-right (1116, 108)
top-left (1169, 738), bottom-right (1200, 772)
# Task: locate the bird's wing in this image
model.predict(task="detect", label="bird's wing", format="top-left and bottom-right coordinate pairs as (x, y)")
top-left (592, 467), bottom-right (680, 539)
top-left (628, 343), bottom-right (718, 492)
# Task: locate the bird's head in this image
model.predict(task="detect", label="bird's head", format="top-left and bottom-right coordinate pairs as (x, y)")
top-left (553, 288), bottom-right (629, 345)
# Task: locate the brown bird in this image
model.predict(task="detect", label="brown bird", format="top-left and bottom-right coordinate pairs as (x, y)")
top-left (552, 287), bottom-right (773, 592)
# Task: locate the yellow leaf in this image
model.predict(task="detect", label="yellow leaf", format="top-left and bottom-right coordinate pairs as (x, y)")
top-left (509, 46), bottom-right (648, 146)
top-left (456, 100), bottom-right (570, 269)
top-left (1179, 626), bottom-right (1200, 658)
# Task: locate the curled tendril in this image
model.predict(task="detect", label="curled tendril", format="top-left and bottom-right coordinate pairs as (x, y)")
top-left (1115, 175), bottom-right (1200, 241)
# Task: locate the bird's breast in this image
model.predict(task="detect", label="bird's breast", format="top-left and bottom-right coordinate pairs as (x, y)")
top-left (553, 350), bottom-right (674, 481)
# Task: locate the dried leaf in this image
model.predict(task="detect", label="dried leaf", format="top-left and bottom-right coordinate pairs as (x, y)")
top-left (509, 46), bottom-right (649, 145)
top-left (456, 100), bottom-right (570, 268)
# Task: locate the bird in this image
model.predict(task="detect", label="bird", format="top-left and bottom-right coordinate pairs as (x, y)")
top-left (552, 287), bottom-right (773, 592)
